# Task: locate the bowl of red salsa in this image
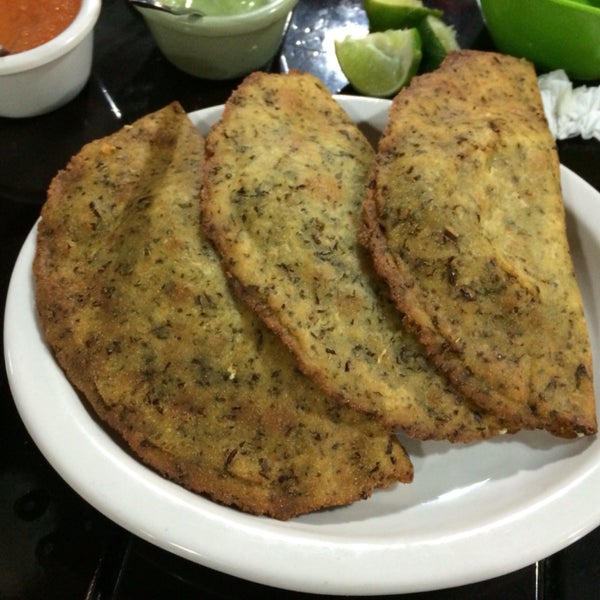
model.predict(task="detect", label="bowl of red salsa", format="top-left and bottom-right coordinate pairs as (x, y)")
top-left (0, 0), bottom-right (101, 118)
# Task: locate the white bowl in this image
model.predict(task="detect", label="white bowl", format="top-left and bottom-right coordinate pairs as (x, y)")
top-left (0, 0), bottom-right (101, 118)
top-left (135, 0), bottom-right (298, 80)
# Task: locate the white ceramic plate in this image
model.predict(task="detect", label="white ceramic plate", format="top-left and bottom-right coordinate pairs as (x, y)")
top-left (4, 97), bottom-right (600, 596)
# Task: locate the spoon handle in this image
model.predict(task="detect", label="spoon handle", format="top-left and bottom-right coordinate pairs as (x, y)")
top-left (128, 0), bottom-right (204, 18)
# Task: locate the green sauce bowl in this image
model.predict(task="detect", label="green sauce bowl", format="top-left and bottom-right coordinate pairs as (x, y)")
top-left (480, 0), bottom-right (600, 80)
top-left (135, 0), bottom-right (298, 79)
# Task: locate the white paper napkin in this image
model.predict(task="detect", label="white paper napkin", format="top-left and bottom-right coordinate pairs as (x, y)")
top-left (538, 70), bottom-right (600, 141)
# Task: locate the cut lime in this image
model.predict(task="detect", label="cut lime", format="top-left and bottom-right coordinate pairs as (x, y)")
top-left (335, 29), bottom-right (422, 98)
top-left (418, 14), bottom-right (460, 71)
top-left (364, 0), bottom-right (442, 32)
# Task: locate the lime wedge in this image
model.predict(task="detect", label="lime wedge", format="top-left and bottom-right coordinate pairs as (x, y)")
top-left (335, 29), bottom-right (422, 98)
top-left (364, 0), bottom-right (442, 31)
top-left (418, 14), bottom-right (460, 71)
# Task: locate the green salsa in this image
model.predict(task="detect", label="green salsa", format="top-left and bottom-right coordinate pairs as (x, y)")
top-left (187, 0), bottom-right (271, 16)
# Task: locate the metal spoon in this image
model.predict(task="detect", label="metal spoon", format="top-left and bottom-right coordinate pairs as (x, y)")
top-left (128, 0), bottom-right (204, 19)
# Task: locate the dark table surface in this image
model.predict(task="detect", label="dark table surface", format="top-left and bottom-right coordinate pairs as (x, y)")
top-left (2, 1), bottom-right (600, 598)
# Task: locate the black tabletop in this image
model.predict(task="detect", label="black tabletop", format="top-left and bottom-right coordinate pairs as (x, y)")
top-left (2, 1), bottom-right (600, 598)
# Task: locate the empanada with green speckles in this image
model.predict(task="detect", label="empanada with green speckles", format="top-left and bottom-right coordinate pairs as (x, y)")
top-left (361, 50), bottom-right (596, 438)
top-left (201, 70), bottom-right (510, 442)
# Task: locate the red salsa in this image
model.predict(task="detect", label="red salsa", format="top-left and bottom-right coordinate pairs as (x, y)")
top-left (0, 0), bottom-right (82, 55)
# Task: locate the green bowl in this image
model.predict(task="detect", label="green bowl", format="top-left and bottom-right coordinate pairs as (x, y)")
top-left (480, 0), bottom-right (600, 80)
top-left (135, 0), bottom-right (298, 80)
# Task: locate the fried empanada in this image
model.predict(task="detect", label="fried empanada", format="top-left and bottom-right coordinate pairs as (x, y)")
top-left (201, 70), bottom-right (509, 442)
top-left (361, 50), bottom-right (596, 437)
